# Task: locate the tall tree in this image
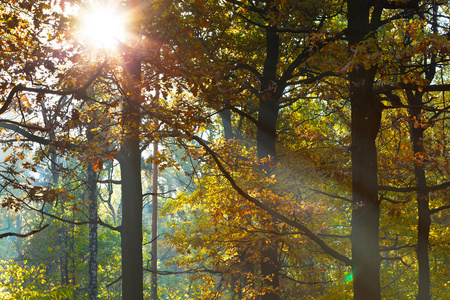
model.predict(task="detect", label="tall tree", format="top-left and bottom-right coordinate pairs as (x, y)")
top-left (86, 161), bottom-right (99, 300)
top-left (153, 1), bottom-right (352, 298)
top-left (346, 1), bottom-right (382, 298)
top-left (118, 35), bottom-right (144, 300)
top-left (150, 139), bottom-right (158, 300)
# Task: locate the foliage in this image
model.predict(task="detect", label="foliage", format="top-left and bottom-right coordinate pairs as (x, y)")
top-left (0, 260), bottom-right (75, 300)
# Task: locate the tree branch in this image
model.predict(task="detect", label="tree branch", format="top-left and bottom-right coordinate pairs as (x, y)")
top-left (309, 188), bottom-right (352, 203)
top-left (24, 202), bottom-right (120, 232)
top-left (0, 121), bottom-right (78, 150)
top-left (0, 224), bottom-right (49, 239)
top-left (378, 181), bottom-right (450, 193)
top-left (430, 204), bottom-right (450, 215)
top-left (0, 60), bottom-right (107, 114)
top-left (0, 122), bottom-right (52, 145)
top-left (190, 135), bottom-right (351, 266)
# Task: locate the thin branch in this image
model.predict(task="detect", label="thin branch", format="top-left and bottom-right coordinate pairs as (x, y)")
top-left (0, 224), bottom-right (49, 239)
top-left (142, 190), bottom-right (176, 198)
top-left (380, 244), bottom-right (415, 252)
top-left (228, 106), bottom-right (259, 126)
top-left (309, 188), bottom-right (352, 203)
top-left (317, 233), bottom-right (351, 239)
top-left (24, 202), bottom-right (120, 232)
top-left (430, 204), bottom-right (450, 214)
top-left (0, 121), bottom-right (79, 150)
top-left (0, 60), bottom-right (107, 114)
top-left (144, 266), bottom-right (224, 275)
top-left (380, 255), bottom-right (411, 267)
top-left (95, 179), bottom-right (122, 185)
top-left (378, 181), bottom-right (450, 193)
top-left (0, 122), bottom-right (52, 145)
top-left (280, 273), bottom-right (334, 285)
top-left (143, 233), bottom-right (164, 246)
top-left (106, 276), bottom-right (122, 288)
top-left (0, 118), bottom-right (49, 132)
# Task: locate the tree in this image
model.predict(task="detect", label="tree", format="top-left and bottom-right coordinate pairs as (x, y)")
top-left (345, 1), bottom-right (450, 299)
top-left (346, 1), bottom-right (383, 298)
top-left (148, 1), bottom-right (351, 298)
top-left (150, 139), bottom-right (158, 300)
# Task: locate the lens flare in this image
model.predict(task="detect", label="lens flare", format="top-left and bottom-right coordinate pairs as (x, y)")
top-left (345, 271), bottom-right (354, 282)
top-left (79, 4), bottom-right (125, 49)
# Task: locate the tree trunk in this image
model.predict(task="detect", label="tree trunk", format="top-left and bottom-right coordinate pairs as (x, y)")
top-left (87, 162), bottom-right (99, 300)
top-left (349, 73), bottom-right (382, 300)
top-left (51, 153), bottom-right (70, 289)
top-left (408, 6), bottom-right (436, 298)
top-left (151, 140), bottom-right (158, 300)
top-left (119, 119), bottom-right (143, 300)
top-left (260, 239), bottom-right (279, 300)
top-left (119, 47), bottom-right (143, 300)
top-left (415, 153), bottom-right (431, 300)
top-left (347, 1), bottom-right (382, 299)
top-left (257, 26), bottom-right (280, 300)
top-left (117, 1), bottom-right (144, 297)
top-left (406, 90), bottom-right (431, 300)
top-left (219, 109), bottom-right (234, 140)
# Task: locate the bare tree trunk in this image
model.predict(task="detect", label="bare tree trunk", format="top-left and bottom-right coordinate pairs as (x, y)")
top-left (349, 68), bottom-right (382, 300)
top-left (50, 153), bottom-right (70, 289)
top-left (151, 140), bottom-right (158, 300)
top-left (119, 37), bottom-right (143, 299)
top-left (71, 218), bottom-right (77, 299)
top-left (119, 75), bottom-right (143, 300)
top-left (87, 162), bottom-right (99, 300)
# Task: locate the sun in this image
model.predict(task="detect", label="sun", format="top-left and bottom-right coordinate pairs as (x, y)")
top-left (79, 4), bottom-right (125, 50)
